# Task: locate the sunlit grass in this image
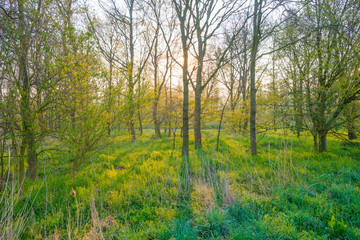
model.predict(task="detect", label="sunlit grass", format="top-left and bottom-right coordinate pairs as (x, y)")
top-left (1, 129), bottom-right (359, 239)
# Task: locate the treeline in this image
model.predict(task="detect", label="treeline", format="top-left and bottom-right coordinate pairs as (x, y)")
top-left (0, 0), bottom-right (359, 185)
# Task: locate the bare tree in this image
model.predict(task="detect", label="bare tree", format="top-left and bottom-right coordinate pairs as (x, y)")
top-left (146, 0), bottom-right (174, 138)
top-left (189, 0), bottom-right (247, 149)
top-left (101, 0), bottom-right (154, 142)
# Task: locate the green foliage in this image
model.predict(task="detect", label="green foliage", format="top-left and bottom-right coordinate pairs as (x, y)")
top-left (228, 200), bottom-right (259, 223)
top-left (158, 218), bottom-right (197, 240)
top-left (328, 215), bottom-right (348, 238)
top-left (261, 212), bottom-right (298, 239)
top-left (195, 207), bottom-right (234, 239)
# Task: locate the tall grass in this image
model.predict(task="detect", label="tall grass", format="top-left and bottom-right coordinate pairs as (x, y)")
top-left (0, 129), bottom-right (359, 239)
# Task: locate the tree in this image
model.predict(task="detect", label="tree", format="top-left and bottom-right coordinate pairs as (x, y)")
top-left (146, 0), bottom-right (173, 139)
top-left (190, 0), bottom-right (243, 149)
top-left (248, 0), bottom-right (288, 155)
top-left (87, 14), bottom-right (123, 136)
top-left (249, 0), bottom-right (261, 155)
top-left (344, 101), bottom-right (359, 140)
top-left (101, 0), bottom-right (154, 142)
top-left (221, 24), bottom-right (251, 133)
top-left (281, 0), bottom-right (360, 152)
top-left (0, 0), bottom-right (58, 181)
top-left (54, 0), bottom-right (112, 174)
top-left (172, 0), bottom-right (192, 157)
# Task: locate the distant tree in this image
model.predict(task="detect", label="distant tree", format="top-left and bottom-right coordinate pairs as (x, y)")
top-left (344, 101), bottom-right (359, 140)
top-left (101, 0), bottom-right (154, 142)
top-left (277, 0), bottom-right (360, 152)
top-left (189, 0), bottom-right (244, 149)
top-left (146, 0), bottom-right (174, 138)
top-left (222, 24), bottom-right (251, 133)
top-left (87, 14), bottom-right (124, 136)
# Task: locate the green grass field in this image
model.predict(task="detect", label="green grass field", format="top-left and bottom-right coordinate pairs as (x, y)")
top-left (2, 129), bottom-right (360, 239)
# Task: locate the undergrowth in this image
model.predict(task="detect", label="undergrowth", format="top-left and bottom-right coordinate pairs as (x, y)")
top-left (0, 129), bottom-right (359, 239)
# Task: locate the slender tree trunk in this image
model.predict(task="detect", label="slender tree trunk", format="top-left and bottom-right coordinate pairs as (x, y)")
top-left (272, 49), bottom-right (277, 132)
top-left (173, 132), bottom-right (176, 151)
top-left (249, 0), bottom-right (260, 155)
top-left (168, 123), bottom-right (171, 137)
top-left (152, 33), bottom-right (161, 139)
top-left (294, 70), bottom-right (304, 138)
top-left (129, 94), bottom-right (136, 142)
top-left (153, 99), bottom-right (162, 138)
top-left (293, 79), bottom-right (300, 137)
top-left (138, 107), bottom-right (143, 136)
top-left (108, 58), bottom-right (113, 136)
top-left (193, 13), bottom-right (207, 149)
top-left (241, 79), bottom-right (248, 133)
top-left (241, 35), bottom-right (249, 134)
top-left (194, 89), bottom-right (202, 149)
top-left (216, 97), bottom-right (228, 151)
top-left (194, 35), bottom-right (204, 149)
top-left (242, 98), bottom-right (248, 133)
top-left (19, 136), bottom-right (26, 182)
top-left (181, 41), bottom-right (189, 157)
top-left (128, 3), bottom-right (136, 142)
top-left (168, 59), bottom-right (173, 137)
top-left (0, 138), bottom-right (5, 193)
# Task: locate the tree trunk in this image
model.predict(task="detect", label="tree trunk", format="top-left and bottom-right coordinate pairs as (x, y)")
top-left (194, 89), bottom-right (202, 149)
top-left (294, 72), bottom-right (304, 138)
top-left (172, 132), bottom-right (176, 151)
top-left (319, 131), bottom-right (327, 153)
top-left (26, 130), bottom-right (37, 179)
top-left (129, 106), bottom-right (136, 142)
top-left (138, 108), bottom-right (143, 136)
top-left (168, 58), bottom-right (173, 138)
top-left (0, 138), bottom-right (5, 193)
top-left (249, 0), bottom-right (260, 156)
top-left (348, 126), bottom-right (357, 140)
top-left (217, 97), bottom-right (228, 151)
top-left (298, 75), bottom-right (304, 136)
top-left (128, 3), bottom-right (136, 142)
top-left (181, 42), bottom-right (189, 157)
top-left (18, 0), bottom-right (37, 180)
top-left (315, 15), bottom-right (327, 153)
top-left (345, 103), bottom-right (357, 140)
top-left (241, 36), bottom-right (248, 135)
top-left (313, 134), bottom-right (318, 153)
top-left (293, 80), bottom-right (301, 137)
top-left (107, 58), bottom-right (113, 136)
top-left (153, 103), bottom-right (162, 138)
top-left (193, 14), bottom-right (206, 149)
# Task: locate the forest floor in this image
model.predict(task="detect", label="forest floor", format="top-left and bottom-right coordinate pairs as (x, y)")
top-left (2, 129), bottom-right (360, 239)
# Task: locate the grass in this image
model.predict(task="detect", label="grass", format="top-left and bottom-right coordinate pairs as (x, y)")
top-left (1, 129), bottom-right (360, 239)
